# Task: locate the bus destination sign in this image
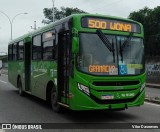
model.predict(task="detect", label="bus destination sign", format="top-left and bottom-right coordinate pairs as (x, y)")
top-left (81, 17), bottom-right (141, 33)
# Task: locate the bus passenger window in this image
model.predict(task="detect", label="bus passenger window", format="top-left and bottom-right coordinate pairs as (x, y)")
top-left (42, 30), bottom-right (55, 60)
top-left (8, 44), bottom-right (13, 61)
top-left (18, 41), bottom-right (24, 60)
top-left (13, 43), bottom-right (17, 61)
top-left (32, 35), bottom-right (42, 60)
top-left (43, 40), bottom-right (54, 60)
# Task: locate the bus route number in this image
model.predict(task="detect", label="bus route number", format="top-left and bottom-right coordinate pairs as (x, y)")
top-left (88, 19), bottom-right (107, 29)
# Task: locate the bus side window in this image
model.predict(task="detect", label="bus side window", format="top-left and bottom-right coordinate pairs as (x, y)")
top-left (13, 43), bottom-right (17, 61)
top-left (17, 41), bottom-right (24, 60)
top-left (8, 44), bottom-right (13, 61)
top-left (42, 30), bottom-right (56, 60)
top-left (43, 40), bottom-right (54, 60)
top-left (32, 35), bottom-right (42, 60)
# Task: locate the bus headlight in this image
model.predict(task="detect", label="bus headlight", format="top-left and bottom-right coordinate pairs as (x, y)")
top-left (140, 82), bottom-right (145, 92)
top-left (78, 83), bottom-right (90, 95)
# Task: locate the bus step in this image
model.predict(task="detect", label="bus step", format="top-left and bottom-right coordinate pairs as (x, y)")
top-left (58, 102), bottom-right (69, 108)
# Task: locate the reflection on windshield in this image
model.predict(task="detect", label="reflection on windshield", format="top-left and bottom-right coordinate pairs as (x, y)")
top-left (119, 32), bottom-right (133, 62)
top-left (96, 29), bottom-right (115, 62)
top-left (77, 33), bottom-right (144, 76)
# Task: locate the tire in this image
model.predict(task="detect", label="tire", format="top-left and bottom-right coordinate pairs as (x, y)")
top-left (18, 79), bottom-right (24, 96)
top-left (51, 87), bottom-right (61, 112)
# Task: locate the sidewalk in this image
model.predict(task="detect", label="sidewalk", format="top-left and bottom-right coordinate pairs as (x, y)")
top-left (145, 83), bottom-right (160, 104)
top-left (146, 83), bottom-right (160, 88)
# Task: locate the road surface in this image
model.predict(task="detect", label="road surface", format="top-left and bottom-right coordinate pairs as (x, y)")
top-left (0, 74), bottom-right (159, 131)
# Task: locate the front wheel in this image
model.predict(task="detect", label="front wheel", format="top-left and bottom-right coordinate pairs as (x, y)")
top-left (18, 79), bottom-right (24, 96)
top-left (51, 87), bottom-right (62, 112)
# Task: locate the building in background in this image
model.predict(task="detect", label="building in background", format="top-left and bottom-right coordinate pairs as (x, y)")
top-left (0, 54), bottom-right (8, 75)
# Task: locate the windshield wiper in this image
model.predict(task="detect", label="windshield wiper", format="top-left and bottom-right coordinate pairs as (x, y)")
top-left (121, 32), bottom-right (133, 49)
top-left (96, 29), bottom-right (115, 62)
top-left (119, 39), bottom-right (123, 62)
top-left (119, 32), bottom-right (133, 62)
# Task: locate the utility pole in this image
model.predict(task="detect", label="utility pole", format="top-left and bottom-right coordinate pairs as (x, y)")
top-left (31, 21), bottom-right (37, 30)
top-left (52, 0), bottom-right (55, 22)
top-left (0, 11), bottom-right (28, 40)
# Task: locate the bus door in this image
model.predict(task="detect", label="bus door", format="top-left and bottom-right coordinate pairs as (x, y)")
top-left (24, 39), bottom-right (31, 92)
top-left (58, 31), bottom-right (71, 104)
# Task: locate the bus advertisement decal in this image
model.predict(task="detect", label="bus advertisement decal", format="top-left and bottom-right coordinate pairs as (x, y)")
top-left (109, 68), bottom-right (118, 75)
top-left (127, 64), bottom-right (143, 69)
top-left (118, 65), bottom-right (127, 75)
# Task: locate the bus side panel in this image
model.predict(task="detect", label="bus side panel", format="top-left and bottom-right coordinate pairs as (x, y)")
top-left (8, 61), bottom-right (21, 88)
top-left (30, 61), bottom-right (57, 100)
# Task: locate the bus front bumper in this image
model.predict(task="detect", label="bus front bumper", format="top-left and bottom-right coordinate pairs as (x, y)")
top-left (69, 88), bottom-right (145, 111)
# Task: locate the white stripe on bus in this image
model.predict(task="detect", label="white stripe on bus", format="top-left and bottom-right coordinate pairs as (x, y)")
top-left (33, 72), bottom-right (47, 78)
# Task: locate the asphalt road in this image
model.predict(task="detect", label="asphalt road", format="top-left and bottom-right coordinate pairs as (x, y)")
top-left (0, 74), bottom-right (160, 132)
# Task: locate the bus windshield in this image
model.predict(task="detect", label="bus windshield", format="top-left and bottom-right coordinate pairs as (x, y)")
top-left (77, 33), bottom-right (144, 76)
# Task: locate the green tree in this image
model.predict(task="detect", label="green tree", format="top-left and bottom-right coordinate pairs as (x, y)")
top-left (42, 6), bottom-right (87, 24)
top-left (128, 6), bottom-right (160, 57)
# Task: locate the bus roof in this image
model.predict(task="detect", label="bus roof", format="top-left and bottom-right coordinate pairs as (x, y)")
top-left (9, 14), bottom-right (142, 44)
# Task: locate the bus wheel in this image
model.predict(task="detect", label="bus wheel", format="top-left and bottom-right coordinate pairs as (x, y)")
top-left (18, 79), bottom-right (24, 96)
top-left (51, 87), bottom-right (61, 112)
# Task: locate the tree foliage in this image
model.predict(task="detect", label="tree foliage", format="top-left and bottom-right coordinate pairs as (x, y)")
top-left (42, 6), bottom-right (87, 24)
top-left (128, 6), bottom-right (160, 57)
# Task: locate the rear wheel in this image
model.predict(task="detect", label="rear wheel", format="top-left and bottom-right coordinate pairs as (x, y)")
top-left (18, 79), bottom-right (24, 96)
top-left (51, 87), bottom-right (61, 112)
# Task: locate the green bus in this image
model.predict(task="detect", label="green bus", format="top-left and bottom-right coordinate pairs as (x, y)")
top-left (8, 14), bottom-right (145, 112)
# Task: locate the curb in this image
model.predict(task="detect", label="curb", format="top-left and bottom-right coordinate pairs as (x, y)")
top-left (145, 98), bottom-right (160, 105)
top-left (146, 84), bottom-right (160, 89)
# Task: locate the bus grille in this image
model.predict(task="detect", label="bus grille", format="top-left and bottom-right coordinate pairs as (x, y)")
top-left (92, 81), bottom-right (140, 86)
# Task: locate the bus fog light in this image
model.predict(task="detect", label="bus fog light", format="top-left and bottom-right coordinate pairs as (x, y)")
top-left (78, 83), bottom-right (90, 95)
top-left (140, 83), bottom-right (145, 92)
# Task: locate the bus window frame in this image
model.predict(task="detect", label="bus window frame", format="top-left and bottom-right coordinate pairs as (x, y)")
top-left (8, 44), bottom-right (13, 61)
top-left (32, 34), bottom-right (42, 61)
top-left (42, 29), bottom-right (56, 61)
top-left (17, 40), bottom-right (24, 61)
top-left (12, 43), bottom-right (17, 61)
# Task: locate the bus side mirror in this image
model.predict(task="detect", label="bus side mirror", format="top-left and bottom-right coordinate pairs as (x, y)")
top-left (72, 37), bottom-right (79, 54)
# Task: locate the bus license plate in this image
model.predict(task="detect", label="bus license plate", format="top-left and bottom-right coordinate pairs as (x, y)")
top-left (101, 95), bottom-right (114, 100)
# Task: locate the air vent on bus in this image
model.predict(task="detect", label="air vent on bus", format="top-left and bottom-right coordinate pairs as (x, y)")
top-left (92, 81), bottom-right (140, 86)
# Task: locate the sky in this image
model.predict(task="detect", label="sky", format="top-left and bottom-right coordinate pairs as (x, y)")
top-left (0, 0), bottom-right (160, 53)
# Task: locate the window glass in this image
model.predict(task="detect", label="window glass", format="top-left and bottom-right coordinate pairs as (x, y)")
top-left (12, 43), bottom-right (17, 61)
top-left (78, 33), bottom-right (117, 75)
top-left (33, 35), bottom-right (42, 60)
top-left (42, 30), bottom-right (55, 60)
top-left (43, 40), bottom-right (54, 60)
top-left (117, 36), bottom-right (144, 75)
top-left (77, 33), bottom-right (144, 76)
top-left (43, 30), bottom-right (55, 42)
top-left (18, 41), bottom-right (24, 60)
top-left (8, 44), bottom-right (13, 61)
